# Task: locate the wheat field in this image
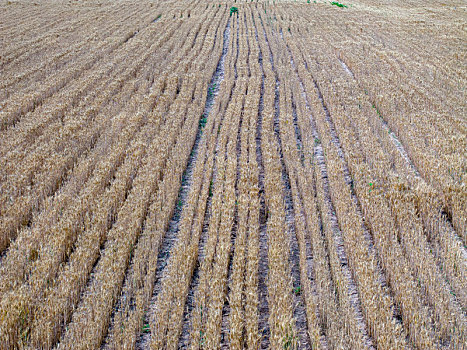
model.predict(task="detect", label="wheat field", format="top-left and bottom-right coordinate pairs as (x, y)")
top-left (0, 0), bottom-right (465, 349)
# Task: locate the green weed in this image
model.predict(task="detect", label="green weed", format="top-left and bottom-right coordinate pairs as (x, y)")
top-left (142, 323), bottom-right (150, 333)
top-left (331, 1), bottom-right (348, 8)
top-left (199, 114), bottom-right (207, 129)
top-left (230, 6), bottom-right (238, 16)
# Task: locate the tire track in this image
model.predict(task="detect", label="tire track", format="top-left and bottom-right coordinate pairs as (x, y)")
top-left (178, 16), bottom-right (233, 349)
top-left (252, 13), bottom-right (270, 349)
top-left (260, 17), bottom-right (312, 350)
top-left (136, 17), bottom-right (232, 349)
top-left (280, 28), bottom-right (379, 350)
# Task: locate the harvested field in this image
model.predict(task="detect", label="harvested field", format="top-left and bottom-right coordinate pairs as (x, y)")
top-left (0, 0), bottom-right (465, 349)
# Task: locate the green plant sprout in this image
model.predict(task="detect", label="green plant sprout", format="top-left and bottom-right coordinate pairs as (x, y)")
top-left (199, 114), bottom-right (207, 129)
top-left (331, 1), bottom-right (348, 8)
top-left (230, 6), bottom-right (238, 16)
top-left (142, 323), bottom-right (150, 333)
